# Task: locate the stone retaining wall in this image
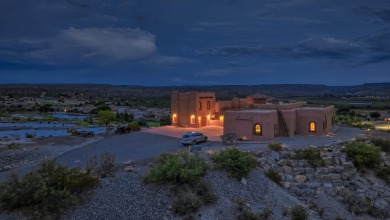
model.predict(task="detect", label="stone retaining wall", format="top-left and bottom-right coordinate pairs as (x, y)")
top-left (256, 141), bottom-right (390, 217)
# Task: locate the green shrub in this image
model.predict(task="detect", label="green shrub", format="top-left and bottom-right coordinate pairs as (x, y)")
top-left (76, 121), bottom-right (91, 127)
top-left (290, 205), bottom-right (308, 220)
top-left (295, 149), bottom-right (324, 167)
top-left (0, 160), bottom-right (98, 219)
top-left (371, 138), bottom-right (390, 152)
top-left (265, 169), bottom-right (283, 186)
top-left (172, 181), bottom-right (217, 217)
top-left (345, 142), bottom-right (381, 169)
top-left (233, 197), bottom-right (272, 220)
top-left (144, 151), bottom-right (208, 184)
top-left (211, 147), bottom-right (257, 179)
top-left (25, 132), bottom-right (36, 138)
top-left (376, 167), bottom-right (390, 184)
top-left (88, 152), bottom-right (116, 177)
top-left (128, 122), bottom-right (141, 131)
top-left (295, 149), bottom-right (321, 160)
top-left (172, 190), bottom-right (202, 217)
top-left (268, 142), bottom-right (283, 151)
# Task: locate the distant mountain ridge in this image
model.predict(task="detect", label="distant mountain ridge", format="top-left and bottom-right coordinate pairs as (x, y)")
top-left (0, 83), bottom-right (389, 99)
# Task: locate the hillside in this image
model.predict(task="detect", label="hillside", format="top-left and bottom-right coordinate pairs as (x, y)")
top-left (0, 83), bottom-right (389, 99)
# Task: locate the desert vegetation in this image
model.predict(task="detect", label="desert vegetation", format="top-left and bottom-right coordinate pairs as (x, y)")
top-left (210, 147), bottom-right (258, 179)
top-left (0, 160), bottom-right (99, 219)
top-left (143, 151), bottom-right (216, 218)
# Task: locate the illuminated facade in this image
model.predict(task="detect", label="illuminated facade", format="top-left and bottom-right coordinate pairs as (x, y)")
top-left (171, 91), bottom-right (216, 128)
top-left (171, 91), bottom-right (336, 140)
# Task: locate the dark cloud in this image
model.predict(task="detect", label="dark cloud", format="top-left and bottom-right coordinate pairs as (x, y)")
top-left (198, 37), bottom-right (362, 60)
top-left (0, 40), bottom-right (51, 53)
top-left (293, 38), bottom-right (362, 59)
top-left (353, 6), bottom-right (390, 23)
top-left (0, 0), bottom-right (389, 85)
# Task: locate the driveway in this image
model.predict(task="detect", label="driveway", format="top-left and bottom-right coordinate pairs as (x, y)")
top-left (0, 126), bottom-right (364, 182)
top-left (56, 132), bottom-right (187, 168)
top-left (141, 125), bottom-right (223, 141)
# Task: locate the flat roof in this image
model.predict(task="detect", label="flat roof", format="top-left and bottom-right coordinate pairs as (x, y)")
top-left (232, 109), bottom-right (276, 113)
top-left (300, 107), bottom-right (328, 110)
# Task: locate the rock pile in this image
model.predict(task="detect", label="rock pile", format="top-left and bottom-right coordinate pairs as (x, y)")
top-left (257, 141), bottom-right (390, 218)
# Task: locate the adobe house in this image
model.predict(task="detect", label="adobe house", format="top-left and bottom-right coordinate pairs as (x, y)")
top-left (171, 91), bottom-right (216, 128)
top-left (171, 91), bottom-right (336, 140)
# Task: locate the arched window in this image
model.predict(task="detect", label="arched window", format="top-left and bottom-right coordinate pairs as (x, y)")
top-left (190, 115), bottom-right (195, 124)
top-left (207, 101), bottom-right (211, 110)
top-left (309, 121), bottom-right (316, 132)
top-left (254, 123), bottom-right (262, 135)
top-left (172, 114), bottom-right (177, 123)
top-left (199, 101), bottom-right (202, 110)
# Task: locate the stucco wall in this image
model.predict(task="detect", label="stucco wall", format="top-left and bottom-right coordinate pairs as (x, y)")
top-left (280, 109), bottom-right (297, 136)
top-left (224, 110), bottom-right (278, 141)
top-left (296, 107), bottom-right (335, 135)
top-left (171, 91), bottom-right (216, 128)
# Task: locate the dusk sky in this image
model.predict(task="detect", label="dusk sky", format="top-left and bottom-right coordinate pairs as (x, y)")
top-left (0, 0), bottom-right (389, 86)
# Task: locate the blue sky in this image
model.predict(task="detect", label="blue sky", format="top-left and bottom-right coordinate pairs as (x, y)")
top-left (0, 0), bottom-right (389, 86)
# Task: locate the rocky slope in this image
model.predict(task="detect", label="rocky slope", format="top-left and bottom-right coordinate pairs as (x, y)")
top-left (1, 138), bottom-right (390, 220)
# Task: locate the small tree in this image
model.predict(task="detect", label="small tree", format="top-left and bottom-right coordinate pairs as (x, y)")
top-left (370, 112), bottom-right (381, 121)
top-left (97, 110), bottom-right (116, 133)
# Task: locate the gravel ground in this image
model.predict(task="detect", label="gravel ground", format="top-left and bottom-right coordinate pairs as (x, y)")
top-left (62, 165), bottom-right (319, 220)
top-left (200, 168), bottom-right (316, 219)
top-left (1, 127), bottom-right (388, 220)
top-left (63, 166), bottom-right (176, 220)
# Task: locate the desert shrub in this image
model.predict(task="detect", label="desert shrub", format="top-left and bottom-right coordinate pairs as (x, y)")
top-left (0, 160), bottom-right (98, 219)
top-left (172, 181), bottom-right (217, 217)
top-left (7, 142), bottom-right (19, 150)
top-left (265, 169), bottom-right (283, 186)
top-left (371, 138), bottom-right (390, 152)
top-left (345, 142), bottom-right (381, 169)
top-left (76, 121), bottom-right (91, 127)
top-left (233, 197), bottom-right (272, 220)
top-left (268, 142), bottom-right (283, 151)
top-left (295, 149), bottom-right (324, 167)
top-left (353, 123), bottom-right (375, 130)
top-left (295, 149), bottom-right (321, 160)
top-left (220, 133), bottom-right (238, 146)
top-left (211, 147), bottom-right (257, 179)
top-left (376, 167), bottom-right (390, 184)
top-left (137, 118), bottom-right (147, 126)
top-left (88, 152), bottom-right (116, 177)
top-left (144, 151), bottom-right (208, 184)
top-left (344, 195), bottom-right (384, 217)
top-left (128, 122), bottom-right (141, 131)
top-left (172, 190), bottom-right (202, 217)
top-left (24, 132), bottom-right (36, 138)
top-left (290, 205), bottom-right (308, 220)
top-left (308, 200), bottom-right (324, 217)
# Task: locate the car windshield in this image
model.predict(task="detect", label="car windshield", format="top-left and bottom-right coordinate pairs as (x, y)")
top-left (183, 135), bottom-right (190, 138)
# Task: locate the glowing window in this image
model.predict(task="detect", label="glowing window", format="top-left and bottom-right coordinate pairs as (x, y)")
top-left (199, 101), bottom-right (202, 110)
top-left (309, 121), bottom-right (316, 132)
top-left (207, 101), bottom-right (211, 110)
top-left (254, 123), bottom-right (262, 135)
top-left (172, 114), bottom-right (177, 123)
top-left (190, 115), bottom-right (195, 124)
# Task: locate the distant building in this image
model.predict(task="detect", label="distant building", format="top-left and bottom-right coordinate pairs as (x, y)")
top-left (171, 91), bottom-right (336, 141)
